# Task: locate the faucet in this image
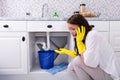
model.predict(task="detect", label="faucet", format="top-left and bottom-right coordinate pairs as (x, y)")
top-left (41, 3), bottom-right (48, 18)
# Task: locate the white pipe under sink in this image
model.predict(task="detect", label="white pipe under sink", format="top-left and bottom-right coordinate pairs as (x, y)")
top-left (35, 32), bottom-right (50, 51)
top-left (45, 32), bottom-right (50, 50)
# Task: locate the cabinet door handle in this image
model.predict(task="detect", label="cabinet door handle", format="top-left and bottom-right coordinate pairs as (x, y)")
top-left (22, 36), bottom-right (25, 42)
top-left (3, 24), bottom-right (9, 28)
top-left (47, 25), bottom-right (52, 28)
top-left (90, 25), bottom-right (95, 28)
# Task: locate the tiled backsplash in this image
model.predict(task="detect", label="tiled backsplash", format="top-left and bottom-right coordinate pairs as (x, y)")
top-left (0, 0), bottom-right (120, 20)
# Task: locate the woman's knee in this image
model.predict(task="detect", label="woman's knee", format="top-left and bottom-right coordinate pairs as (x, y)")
top-left (72, 56), bottom-right (84, 66)
top-left (67, 56), bottom-right (85, 71)
top-left (67, 56), bottom-right (80, 72)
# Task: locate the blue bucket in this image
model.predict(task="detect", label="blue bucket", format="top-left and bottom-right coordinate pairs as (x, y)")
top-left (38, 50), bottom-right (55, 69)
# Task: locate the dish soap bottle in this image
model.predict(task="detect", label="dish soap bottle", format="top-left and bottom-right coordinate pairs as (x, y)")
top-left (53, 12), bottom-right (59, 18)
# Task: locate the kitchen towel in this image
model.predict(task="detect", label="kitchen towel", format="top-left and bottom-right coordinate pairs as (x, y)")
top-left (46, 63), bottom-right (68, 75)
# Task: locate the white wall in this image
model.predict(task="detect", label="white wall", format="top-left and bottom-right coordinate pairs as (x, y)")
top-left (0, 0), bottom-right (120, 20)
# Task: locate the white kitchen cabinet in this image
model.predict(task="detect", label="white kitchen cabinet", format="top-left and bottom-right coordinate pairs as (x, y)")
top-left (26, 21), bottom-right (111, 80)
top-left (27, 21), bottom-right (110, 71)
top-left (110, 21), bottom-right (120, 52)
top-left (88, 21), bottom-right (109, 41)
top-left (27, 21), bottom-right (70, 73)
top-left (0, 21), bottom-right (27, 74)
top-left (0, 20), bottom-right (116, 80)
top-left (109, 21), bottom-right (120, 70)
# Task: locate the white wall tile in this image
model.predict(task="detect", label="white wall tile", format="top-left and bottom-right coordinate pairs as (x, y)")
top-left (0, 0), bottom-right (120, 20)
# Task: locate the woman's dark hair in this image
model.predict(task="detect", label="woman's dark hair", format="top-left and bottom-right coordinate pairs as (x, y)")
top-left (67, 14), bottom-right (92, 36)
top-left (67, 14), bottom-right (93, 55)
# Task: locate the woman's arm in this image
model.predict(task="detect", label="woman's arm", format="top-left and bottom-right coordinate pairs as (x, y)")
top-left (83, 31), bottom-right (100, 67)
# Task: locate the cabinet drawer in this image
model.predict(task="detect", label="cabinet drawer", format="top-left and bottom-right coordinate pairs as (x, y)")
top-left (88, 21), bottom-right (109, 31)
top-left (0, 21), bottom-right (26, 31)
top-left (110, 21), bottom-right (120, 31)
top-left (27, 21), bottom-right (69, 32)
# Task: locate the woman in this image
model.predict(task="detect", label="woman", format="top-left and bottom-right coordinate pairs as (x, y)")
top-left (55, 14), bottom-right (120, 80)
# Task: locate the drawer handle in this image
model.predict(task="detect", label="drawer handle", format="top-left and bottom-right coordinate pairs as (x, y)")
top-left (3, 25), bottom-right (9, 28)
top-left (47, 25), bottom-right (52, 28)
top-left (90, 25), bottom-right (95, 28)
top-left (22, 36), bottom-right (25, 42)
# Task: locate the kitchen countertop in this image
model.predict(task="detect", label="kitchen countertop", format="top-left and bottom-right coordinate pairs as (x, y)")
top-left (0, 16), bottom-right (120, 21)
